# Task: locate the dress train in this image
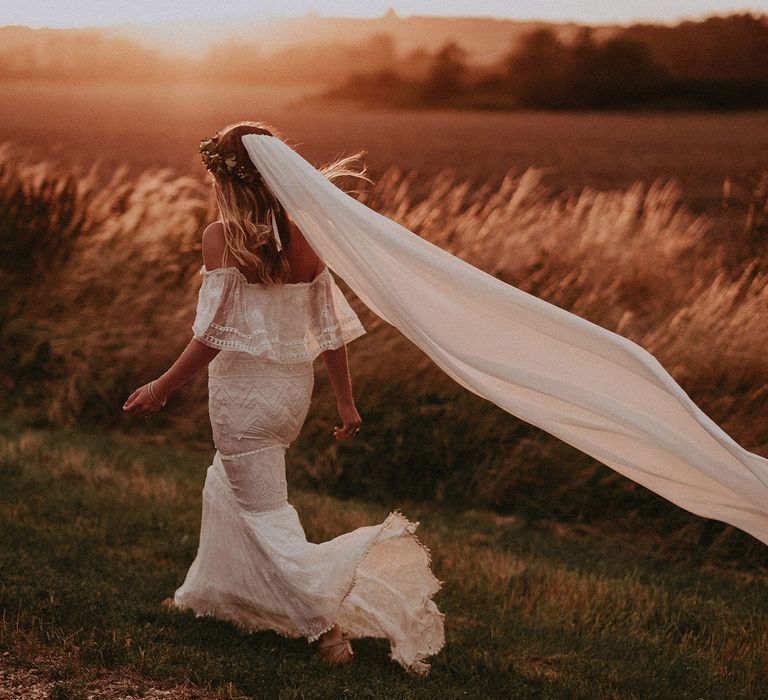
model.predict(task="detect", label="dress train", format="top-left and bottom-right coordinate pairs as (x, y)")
top-left (172, 351), bottom-right (445, 674)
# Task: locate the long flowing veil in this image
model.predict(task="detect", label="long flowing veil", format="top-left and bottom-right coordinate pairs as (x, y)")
top-left (242, 133), bottom-right (768, 546)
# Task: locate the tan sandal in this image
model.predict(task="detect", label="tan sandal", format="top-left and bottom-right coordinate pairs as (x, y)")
top-left (317, 632), bottom-right (354, 666)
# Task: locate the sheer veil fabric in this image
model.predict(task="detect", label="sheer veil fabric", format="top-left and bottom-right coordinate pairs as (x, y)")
top-left (242, 133), bottom-right (768, 546)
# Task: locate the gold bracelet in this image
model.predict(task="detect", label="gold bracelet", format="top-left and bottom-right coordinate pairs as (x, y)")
top-left (148, 380), bottom-right (167, 407)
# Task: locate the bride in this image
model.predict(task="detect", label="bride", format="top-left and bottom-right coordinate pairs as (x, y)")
top-left (122, 121), bottom-right (445, 674)
top-left (123, 117), bottom-right (768, 675)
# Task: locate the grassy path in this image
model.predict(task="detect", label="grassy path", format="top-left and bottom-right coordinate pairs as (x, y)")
top-left (1, 419), bottom-right (767, 699)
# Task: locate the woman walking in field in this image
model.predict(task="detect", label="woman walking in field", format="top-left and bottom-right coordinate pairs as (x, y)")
top-left (122, 121), bottom-right (445, 674)
top-left (124, 118), bottom-right (768, 676)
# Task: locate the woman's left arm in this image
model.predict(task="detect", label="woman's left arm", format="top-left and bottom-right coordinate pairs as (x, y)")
top-left (321, 343), bottom-right (362, 441)
top-left (123, 338), bottom-right (220, 418)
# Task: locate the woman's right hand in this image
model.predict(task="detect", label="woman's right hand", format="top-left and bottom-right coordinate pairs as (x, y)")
top-left (333, 399), bottom-right (362, 441)
top-left (123, 381), bottom-right (166, 418)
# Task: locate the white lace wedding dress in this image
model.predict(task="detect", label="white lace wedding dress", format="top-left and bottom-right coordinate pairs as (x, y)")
top-left (171, 264), bottom-right (445, 674)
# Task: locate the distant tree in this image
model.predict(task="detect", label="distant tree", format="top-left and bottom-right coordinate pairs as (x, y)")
top-left (620, 13), bottom-right (768, 81)
top-left (399, 47), bottom-right (432, 81)
top-left (568, 29), bottom-right (669, 108)
top-left (420, 41), bottom-right (468, 104)
top-left (499, 26), bottom-right (670, 109)
top-left (502, 29), bottom-right (573, 108)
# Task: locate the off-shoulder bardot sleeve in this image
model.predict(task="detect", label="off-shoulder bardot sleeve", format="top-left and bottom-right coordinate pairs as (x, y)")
top-left (191, 266), bottom-right (366, 363)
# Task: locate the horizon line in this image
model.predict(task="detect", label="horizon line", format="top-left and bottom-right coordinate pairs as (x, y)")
top-left (2, 7), bottom-right (766, 32)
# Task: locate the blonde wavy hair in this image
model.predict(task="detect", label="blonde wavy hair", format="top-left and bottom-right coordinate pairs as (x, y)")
top-left (201, 120), bottom-right (372, 286)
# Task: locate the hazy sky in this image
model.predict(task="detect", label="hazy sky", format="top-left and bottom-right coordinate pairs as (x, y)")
top-left (2, 0), bottom-right (766, 28)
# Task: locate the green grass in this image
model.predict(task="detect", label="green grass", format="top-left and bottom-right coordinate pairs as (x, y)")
top-left (1, 417), bottom-right (767, 699)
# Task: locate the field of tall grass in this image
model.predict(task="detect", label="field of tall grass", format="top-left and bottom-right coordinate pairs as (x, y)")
top-left (1, 132), bottom-right (768, 696)
top-left (1, 136), bottom-right (767, 557)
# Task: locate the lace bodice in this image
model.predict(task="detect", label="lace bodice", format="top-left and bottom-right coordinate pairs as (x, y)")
top-left (192, 265), bottom-right (366, 363)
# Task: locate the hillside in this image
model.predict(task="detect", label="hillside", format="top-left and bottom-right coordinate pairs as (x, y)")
top-left (100, 11), bottom-right (582, 64)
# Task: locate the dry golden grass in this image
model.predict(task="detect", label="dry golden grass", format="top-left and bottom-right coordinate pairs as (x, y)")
top-left (1, 140), bottom-right (767, 559)
top-left (354, 162), bottom-right (768, 453)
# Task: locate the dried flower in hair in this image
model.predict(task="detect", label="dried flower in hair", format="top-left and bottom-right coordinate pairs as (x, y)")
top-left (199, 135), bottom-right (258, 184)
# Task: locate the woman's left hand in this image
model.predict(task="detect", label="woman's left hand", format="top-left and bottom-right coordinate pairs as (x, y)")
top-left (333, 399), bottom-right (362, 441)
top-left (123, 382), bottom-right (166, 418)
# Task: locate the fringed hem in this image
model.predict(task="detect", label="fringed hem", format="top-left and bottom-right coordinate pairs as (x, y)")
top-left (306, 509), bottom-right (445, 675)
top-left (171, 599), bottom-right (309, 642)
top-left (172, 508), bottom-right (445, 674)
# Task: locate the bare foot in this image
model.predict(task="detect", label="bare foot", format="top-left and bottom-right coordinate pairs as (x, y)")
top-left (161, 597), bottom-right (175, 610)
top-left (317, 623), bottom-right (354, 666)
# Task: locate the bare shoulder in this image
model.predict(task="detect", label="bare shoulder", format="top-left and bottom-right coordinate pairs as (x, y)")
top-left (202, 221), bottom-right (227, 270)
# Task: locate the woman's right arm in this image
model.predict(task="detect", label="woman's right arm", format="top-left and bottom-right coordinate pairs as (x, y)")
top-left (123, 338), bottom-right (220, 417)
top-left (123, 223), bottom-right (225, 417)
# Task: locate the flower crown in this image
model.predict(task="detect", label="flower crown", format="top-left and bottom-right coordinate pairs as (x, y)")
top-left (199, 135), bottom-right (258, 184)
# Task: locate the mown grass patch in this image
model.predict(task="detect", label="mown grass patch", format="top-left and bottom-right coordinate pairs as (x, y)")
top-left (1, 418), bottom-right (767, 699)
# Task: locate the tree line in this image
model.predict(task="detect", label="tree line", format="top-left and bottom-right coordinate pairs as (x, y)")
top-left (328, 14), bottom-right (768, 111)
top-left (2, 14), bottom-right (766, 110)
